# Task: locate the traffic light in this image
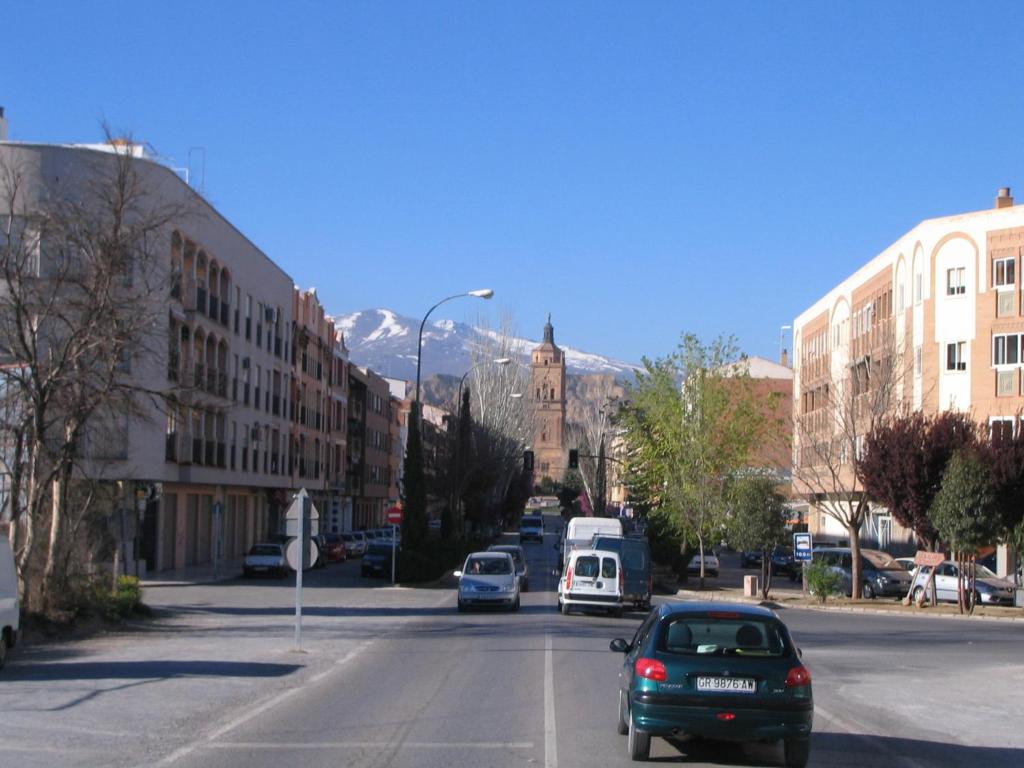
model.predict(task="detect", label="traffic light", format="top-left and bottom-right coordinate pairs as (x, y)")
top-left (568, 449), bottom-right (579, 469)
top-left (523, 449), bottom-right (534, 472)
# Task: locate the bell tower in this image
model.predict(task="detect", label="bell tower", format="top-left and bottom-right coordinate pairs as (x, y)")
top-left (530, 314), bottom-right (567, 479)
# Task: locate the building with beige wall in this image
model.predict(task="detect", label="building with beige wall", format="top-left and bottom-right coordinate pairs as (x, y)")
top-left (529, 316), bottom-right (567, 480)
top-left (793, 187), bottom-right (1024, 564)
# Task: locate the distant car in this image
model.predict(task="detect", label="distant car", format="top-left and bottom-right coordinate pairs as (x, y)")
top-left (455, 552), bottom-right (520, 612)
top-left (519, 514), bottom-right (545, 543)
top-left (610, 602), bottom-right (813, 765)
top-left (740, 551), bottom-right (763, 568)
top-left (361, 542), bottom-right (396, 579)
top-left (894, 557), bottom-right (917, 573)
top-left (340, 532), bottom-right (367, 557)
top-left (911, 561), bottom-right (1016, 606)
top-left (243, 543), bottom-right (288, 579)
top-left (321, 533), bottom-right (347, 563)
top-left (488, 544), bottom-right (529, 591)
top-left (687, 553), bottom-right (720, 578)
top-left (770, 546), bottom-right (799, 580)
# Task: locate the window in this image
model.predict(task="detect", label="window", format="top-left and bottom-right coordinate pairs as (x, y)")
top-left (914, 346), bottom-right (922, 377)
top-left (914, 272), bottom-right (923, 305)
top-left (946, 267), bottom-right (966, 296)
top-left (993, 333), bottom-right (1021, 366)
top-left (994, 257), bottom-right (1016, 289)
top-left (898, 282), bottom-right (906, 312)
top-left (946, 342), bottom-right (966, 371)
top-left (990, 417), bottom-right (1015, 442)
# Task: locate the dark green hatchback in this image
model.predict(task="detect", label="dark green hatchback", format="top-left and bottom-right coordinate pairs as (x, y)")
top-left (610, 602), bottom-right (813, 766)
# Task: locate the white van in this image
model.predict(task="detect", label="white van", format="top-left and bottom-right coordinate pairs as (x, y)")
top-left (1, 534), bottom-right (20, 669)
top-left (557, 548), bottom-right (623, 616)
top-left (559, 516), bottom-right (623, 567)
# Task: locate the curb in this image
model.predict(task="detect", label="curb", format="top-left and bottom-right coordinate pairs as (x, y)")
top-left (671, 589), bottom-right (1024, 622)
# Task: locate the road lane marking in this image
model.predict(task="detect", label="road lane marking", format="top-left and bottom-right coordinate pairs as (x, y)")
top-left (545, 632), bottom-right (558, 768)
top-left (207, 741), bottom-right (534, 750)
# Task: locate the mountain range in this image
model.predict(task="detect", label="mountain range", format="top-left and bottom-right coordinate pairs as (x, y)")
top-left (334, 309), bottom-right (637, 381)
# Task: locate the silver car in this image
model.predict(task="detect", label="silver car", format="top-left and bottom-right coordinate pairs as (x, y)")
top-left (911, 561), bottom-right (1016, 606)
top-left (243, 543), bottom-right (288, 579)
top-left (488, 544), bottom-right (529, 591)
top-left (455, 552), bottom-right (520, 612)
top-left (341, 532), bottom-right (367, 557)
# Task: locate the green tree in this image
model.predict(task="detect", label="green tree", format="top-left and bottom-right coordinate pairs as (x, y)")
top-left (619, 334), bottom-right (772, 587)
top-left (930, 449), bottom-right (1002, 614)
top-left (725, 474), bottom-right (787, 598)
top-left (401, 402), bottom-right (428, 552)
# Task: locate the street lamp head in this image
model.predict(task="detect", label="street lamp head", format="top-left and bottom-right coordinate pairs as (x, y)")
top-left (494, 357), bottom-right (512, 365)
top-left (509, 392), bottom-right (523, 399)
top-left (468, 288), bottom-right (494, 299)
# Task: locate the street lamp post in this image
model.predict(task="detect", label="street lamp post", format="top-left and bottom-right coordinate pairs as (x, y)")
top-left (779, 324), bottom-right (792, 364)
top-left (415, 289), bottom-right (494, 407)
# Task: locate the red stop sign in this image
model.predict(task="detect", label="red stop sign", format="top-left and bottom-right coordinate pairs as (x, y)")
top-left (385, 508), bottom-right (402, 525)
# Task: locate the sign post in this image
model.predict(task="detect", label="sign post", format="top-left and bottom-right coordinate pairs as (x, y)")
top-left (386, 507), bottom-right (402, 585)
top-left (793, 532), bottom-right (812, 597)
top-left (284, 489), bottom-right (320, 651)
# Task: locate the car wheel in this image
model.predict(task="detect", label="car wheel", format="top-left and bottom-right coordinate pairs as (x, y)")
top-left (512, 597), bottom-right (520, 612)
top-left (783, 736), bottom-right (810, 768)
top-left (861, 582), bottom-right (875, 599)
top-left (561, 601), bottom-right (571, 616)
top-left (627, 709), bottom-right (650, 760)
top-left (912, 585), bottom-right (926, 603)
top-left (617, 690), bottom-right (629, 735)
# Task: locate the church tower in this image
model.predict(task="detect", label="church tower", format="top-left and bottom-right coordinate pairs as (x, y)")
top-left (530, 314), bottom-right (567, 479)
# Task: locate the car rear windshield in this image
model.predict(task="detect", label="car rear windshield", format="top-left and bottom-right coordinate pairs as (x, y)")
top-left (250, 544), bottom-right (280, 556)
top-left (657, 616), bottom-right (790, 658)
top-left (367, 543), bottom-right (393, 554)
top-left (491, 548), bottom-right (524, 567)
top-left (466, 557), bottom-right (512, 575)
top-left (573, 555), bottom-right (617, 578)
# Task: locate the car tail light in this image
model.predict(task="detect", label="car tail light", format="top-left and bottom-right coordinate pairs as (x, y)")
top-left (785, 665), bottom-right (811, 688)
top-left (566, 566), bottom-right (573, 591)
top-left (634, 658), bottom-right (667, 682)
top-left (715, 712), bottom-right (736, 721)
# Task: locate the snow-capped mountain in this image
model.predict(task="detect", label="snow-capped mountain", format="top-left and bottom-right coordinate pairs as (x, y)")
top-left (334, 309), bottom-right (637, 381)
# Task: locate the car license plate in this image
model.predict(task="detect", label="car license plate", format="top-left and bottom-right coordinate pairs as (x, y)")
top-left (696, 676), bottom-right (755, 693)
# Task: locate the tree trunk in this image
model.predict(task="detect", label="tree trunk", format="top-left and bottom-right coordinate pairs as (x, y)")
top-left (848, 520), bottom-right (863, 599)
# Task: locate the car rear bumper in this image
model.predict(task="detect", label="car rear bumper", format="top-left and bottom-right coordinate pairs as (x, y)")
top-left (631, 692), bottom-right (813, 740)
top-left (460, 593), bottom-right (517, 606)
top-left (562, 592), bottom-right (622, 607)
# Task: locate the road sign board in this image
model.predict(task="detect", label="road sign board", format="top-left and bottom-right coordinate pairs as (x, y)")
top-left (386, 507), bottom-right (402, 525)
top-left (284, 488), bottom-right (320, 537)
top-left (913, 550), bottom-right (945, 568)
top-left (285, 537), bottom-right (319, 571)
top-left (793, 532), bottom-right (813, 561)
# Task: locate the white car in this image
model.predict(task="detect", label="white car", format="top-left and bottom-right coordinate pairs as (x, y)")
top-left (558, 548), bottom-right (623, 616)
top-left (1, 535), bottom-right (19, 669)
top-left (242, 543), bottom-right (288, 579)
top-left (686, 553), bottom-right (720, 577)
top-left (341, 532), bottom-right (367, 557)
top-left (455, 552), bottom-right (520, 612)
top-left (911, 561), bottom-right (1016, 606)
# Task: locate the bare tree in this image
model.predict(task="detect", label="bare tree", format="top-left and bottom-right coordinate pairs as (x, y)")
top-left (1, 135), bottom-right (191, 613)
top-left (793, 321), bottom-right (906, 599)
top-left (566, 375), bottom-right (618, 513)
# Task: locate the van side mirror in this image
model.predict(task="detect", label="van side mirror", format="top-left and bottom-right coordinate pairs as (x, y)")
top-left (609, 638), bottom-right (631, 653)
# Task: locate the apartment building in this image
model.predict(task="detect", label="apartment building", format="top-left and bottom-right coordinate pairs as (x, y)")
top-left (793, 187), bottom-right (1024, 557)
top-left (347, 366), bottom-right (393, 528)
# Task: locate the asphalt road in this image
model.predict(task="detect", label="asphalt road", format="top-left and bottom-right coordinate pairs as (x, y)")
top-left (2, 515), bottom-right (1023, 768)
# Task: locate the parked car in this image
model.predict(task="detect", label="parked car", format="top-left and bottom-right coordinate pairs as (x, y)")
top-left (740, 550), bottom-right (763, 568)
top-left (519, 514), bottom-right (545, 543)
top-left (455, 552), bottom-right (520, 612)
top-left (558, 548), bottom-right (624, 616)
top-left (894, 557), bottom-right (917, 573)
top-left (1, 534), bottom-right (20, 669)
top-left (243, 543), bottom-right (288, 579)
top-left (488, 544), bottom-right (529, 591)
top-left (592, 535), bottom-right (652, 609)
top-left (321, 533), bottom-right (347, 563)
top-left (341, 531), bottom-right (367, 557)
top-left (770, 546), bottom-right (799, 580)
top-left (361, 542), bottom-right (396, 579)
top-left (811, 547), bottom-right (913, 599)
top-left (687, 553), bottom-right (720, 578)
top-left (911, 561), bottom-right (1017, 606)
top-left (610, 602), bottom-right (812, 765)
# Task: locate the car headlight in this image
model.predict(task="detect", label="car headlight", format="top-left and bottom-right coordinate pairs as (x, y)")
top-left (876, 575), bottom-right (888, 584)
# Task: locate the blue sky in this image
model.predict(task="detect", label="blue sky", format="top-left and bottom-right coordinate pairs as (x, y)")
top-left (7, 1), bottom-right (1024, 365)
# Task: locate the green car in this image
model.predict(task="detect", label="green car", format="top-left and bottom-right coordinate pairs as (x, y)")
top-left (610, 602), bottom-right (813, 766)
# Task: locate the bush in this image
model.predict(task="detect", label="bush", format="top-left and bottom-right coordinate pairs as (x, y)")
top-left (805, 560), bottom-right (841, 604)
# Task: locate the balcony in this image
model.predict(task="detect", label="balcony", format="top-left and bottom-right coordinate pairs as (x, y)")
top-left (216, 372), bottom-right (228, 399)
top-left (193, 362), bottom-right (205, 391)
top-left (192, 437), bottom-right (203, 465)
top-left (205, 440), bottom-right (216, 466)
top-left (216, 442), bottom-right (226, 468)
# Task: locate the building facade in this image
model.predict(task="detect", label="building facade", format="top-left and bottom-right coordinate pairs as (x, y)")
top-left (793, 187), bottom-right (1024, 563)
top-left (529, 316), bottom-right (567, 479)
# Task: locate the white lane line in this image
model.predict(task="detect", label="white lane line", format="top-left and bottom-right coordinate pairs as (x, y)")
top-left (207, 741), bottom-right (534, 750)
top-left (545, 632), bottom-right (558, 768)
top-left (150, 641), bottom-right (370, 767)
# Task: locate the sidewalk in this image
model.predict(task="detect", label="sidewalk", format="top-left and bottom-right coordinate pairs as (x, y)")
top-left (141, 556), bottom-right (246, 588)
